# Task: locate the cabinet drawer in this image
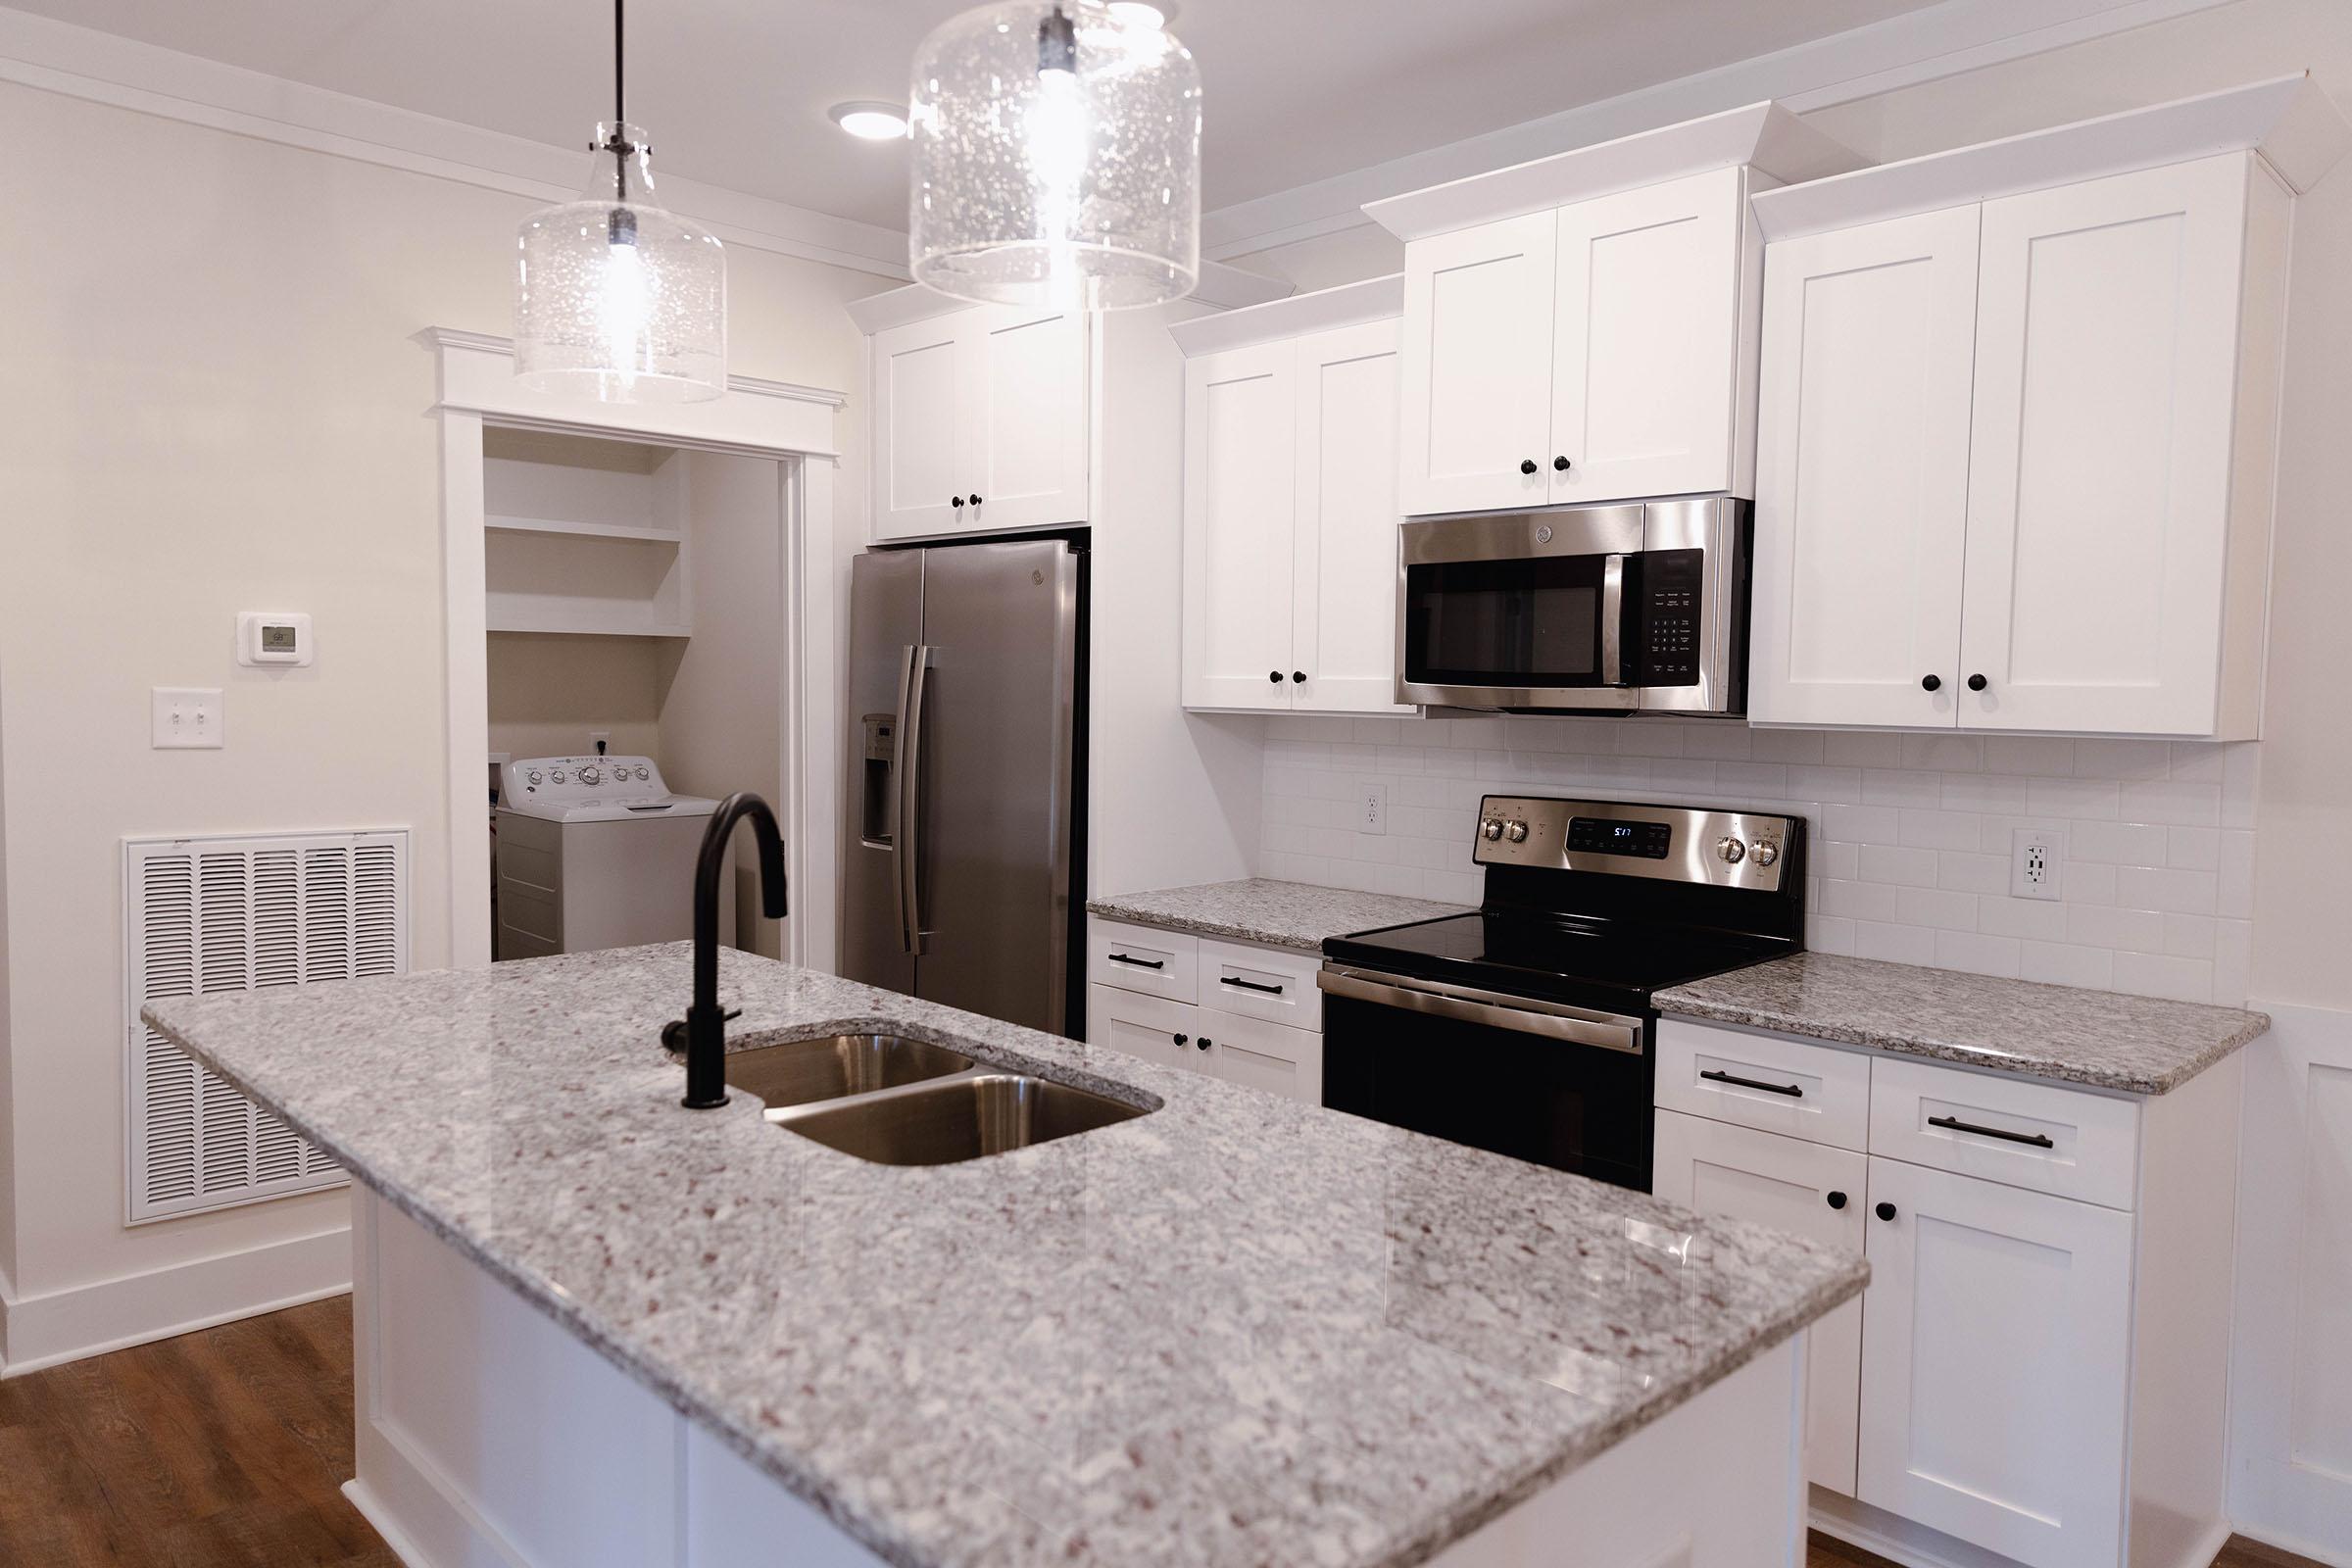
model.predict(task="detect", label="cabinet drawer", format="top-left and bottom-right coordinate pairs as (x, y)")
top-left (1198, 937), bottom-right (1322, 1031)
top-left (1199, 1006), bottom-right (1322, 1105)
top-left (1087, 917), bottom-right (1198, 1003)
top-left (1656, 1019), bottom-right (1872, 1151)
top-left (1869, 1056), bottom-right (2139, 1211)
top-left (1085, 984), bottom-right (1203, 1076)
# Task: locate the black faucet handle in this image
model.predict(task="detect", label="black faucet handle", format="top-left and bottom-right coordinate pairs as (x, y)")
top-left (662, 1018), bottom-right (689, 1054)
top-left (722, 1007), bottom-right (742, 1023)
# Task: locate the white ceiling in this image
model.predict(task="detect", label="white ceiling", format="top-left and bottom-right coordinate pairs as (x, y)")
top-left (18, 0), bottom-right (1953, 230)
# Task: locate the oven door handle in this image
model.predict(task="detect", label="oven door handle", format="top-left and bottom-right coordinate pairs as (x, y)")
top-left (1599, 552), bottom-right (1627, 687)
top-left (1316, 966), bottom-right (1644, 1054)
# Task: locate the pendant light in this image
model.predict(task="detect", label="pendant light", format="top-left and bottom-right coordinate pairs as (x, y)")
top-left (908, 1), bottom-right (1202, 310)
top-left (514, 0), bottom-right (726, 403)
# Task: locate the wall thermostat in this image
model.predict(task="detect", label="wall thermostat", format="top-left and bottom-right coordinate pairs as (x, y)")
top-left (236, 612), bottom-right (313, 667)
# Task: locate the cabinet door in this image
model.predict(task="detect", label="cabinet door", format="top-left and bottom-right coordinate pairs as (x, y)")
top-left (1748, 205), bottom-right (1981, 728)
top-left (1857, 1156), bottom-right (2133, 1568)
top-left (1397, 211), bottom-right (1557, 515)
top-left (1086, 983), bottom-right (1200, 1075)
top-left (1292, 318), bottom-right (1409, 714)
top-left (1199, 1005), bottom-right (1322, 1104)
top-left (1652, 1109), bottom-right (1865, 1497)
top-left (961, 305), bottom-right (1090, 533)
top-left (1958, 155), bottom-right (2250, 735)
top-left (1548, 167), bottom-right (1743, 504)
top-left (871, 316), bottom-right (967, 541)
top-left (1183, 341), bottom-right (1298, 709)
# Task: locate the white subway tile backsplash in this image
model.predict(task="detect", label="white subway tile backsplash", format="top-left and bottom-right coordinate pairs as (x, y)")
top-left (1253, 715), bottom-right (2261, 1004)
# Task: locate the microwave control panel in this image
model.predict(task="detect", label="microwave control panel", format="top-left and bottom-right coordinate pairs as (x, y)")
top-left (1636, 549), bottom-right (1705, 686)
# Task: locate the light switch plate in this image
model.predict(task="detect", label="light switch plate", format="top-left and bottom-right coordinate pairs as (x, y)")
top-left (153, 688), bottom-right (222, 749)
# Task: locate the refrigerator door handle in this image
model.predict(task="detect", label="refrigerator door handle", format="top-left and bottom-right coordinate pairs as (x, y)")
top-left (897, 644), bottom-right (933, 956)
top-left (890, 644), bottom-right (915, 954)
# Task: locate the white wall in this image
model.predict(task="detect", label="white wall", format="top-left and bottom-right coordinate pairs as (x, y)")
top-left (0, 77), bottom-right (892, 1369)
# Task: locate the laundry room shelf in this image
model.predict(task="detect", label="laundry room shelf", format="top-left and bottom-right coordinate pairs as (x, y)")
top-left (484, 514), bottom-right (685, 545)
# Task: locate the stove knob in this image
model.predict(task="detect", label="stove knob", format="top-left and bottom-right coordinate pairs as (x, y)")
top-left (1504, 820), bottom-right (1529, 843)
top-left (1750, 838), bottom-right (1781, 867)
top-left (1480, 817), bottom-right (1505, 842)
top-left (1716, 835), bottom-right (1746, 864)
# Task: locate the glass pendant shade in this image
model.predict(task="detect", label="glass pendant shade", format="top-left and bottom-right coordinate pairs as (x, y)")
top-left (909, 1), bottom-right (1201, 310)
top-left (514, 123), bottom-right (726, 403)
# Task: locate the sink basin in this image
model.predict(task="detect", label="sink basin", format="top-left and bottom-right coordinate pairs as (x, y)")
top-left (769, 1073), bottom-right (1152, 1165)
top-left (724, 1034), bottom-right (978, 1111)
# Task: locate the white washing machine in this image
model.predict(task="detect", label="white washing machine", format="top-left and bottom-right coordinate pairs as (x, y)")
top-left (495, 756), bottom-right (732, 958)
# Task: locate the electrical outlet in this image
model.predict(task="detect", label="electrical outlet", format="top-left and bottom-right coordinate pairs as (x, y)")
top-left (2011, 826), bottom-right (2063, 902)
top-left (152, 687), bottom-right (222, 750)
top-left (589, 729), bottom-right (612, 756)
top-left (1358, 781), bottom-right (1388, 836)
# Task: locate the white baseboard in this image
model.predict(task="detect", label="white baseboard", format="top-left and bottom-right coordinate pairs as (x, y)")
top-left (341, 1479), bottom-right (435, 1568)
top-left (0, 1223), bottom-right (352, 1375)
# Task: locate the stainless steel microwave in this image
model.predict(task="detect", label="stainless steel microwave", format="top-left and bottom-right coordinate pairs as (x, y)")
top-left (1395, 497), bottom-right (1750, 716)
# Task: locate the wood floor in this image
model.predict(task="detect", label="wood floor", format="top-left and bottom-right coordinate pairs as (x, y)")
top-left (0, 1298), bottom-right (2326, 1568)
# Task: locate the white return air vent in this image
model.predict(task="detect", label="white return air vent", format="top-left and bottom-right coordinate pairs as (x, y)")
top-left (123, 830), bottom-right (408, 1223)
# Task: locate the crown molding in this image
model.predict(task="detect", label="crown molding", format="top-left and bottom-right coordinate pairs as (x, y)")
top-left (0, 6), bottom-right (909, 279)
top-left (843, 260), bottom-right (1291, 336)
top-left (1167, 273), bottom-right (1402, 358)
top-left (1199, 0), bottom-right (2238, 261)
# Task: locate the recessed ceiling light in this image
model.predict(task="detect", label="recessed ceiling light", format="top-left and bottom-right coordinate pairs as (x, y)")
top-left (1109, 1), bottom-right (1177, 25)
top-left (829, 101), bottom-right (909, 141)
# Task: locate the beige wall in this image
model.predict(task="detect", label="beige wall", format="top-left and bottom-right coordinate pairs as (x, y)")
top-left (1228, 0), bottom-right (2352, 1012)
top-left (488, 634), bottom-right (666, 764)
top-left (0, 78), bottom-right (890, 1342)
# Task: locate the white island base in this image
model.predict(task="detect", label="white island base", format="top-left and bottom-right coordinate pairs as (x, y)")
top-left (341, 1190), bottom-right (1812, 1568)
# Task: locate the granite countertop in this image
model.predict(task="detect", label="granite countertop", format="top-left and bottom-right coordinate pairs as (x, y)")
top-left (1087, 878), bottom-right (1470, 952)
top-left (1655, 952), bottom-right (2270, 1096)
top-left (146, 946), bottom-right (1863, 1568)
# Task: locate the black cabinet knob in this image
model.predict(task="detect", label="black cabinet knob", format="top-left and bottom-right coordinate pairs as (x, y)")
top-left (968, 494), bottom-right (983, 506)
top-left (1876, 1201), bottom-right (1897, 1222)
top-left (950, 495), bottom-right (964, 508)
top-left (1520, 459), bottom-right (1539, 474)
top-left (1553, 456), bottom-right (1571, 471)
top-left (1827, 1191), bottom-right (1848, 1210)
top-left (1172, 1033), bottom-right (1188, 1047)
top-left (1967, 673), bottom-right (1988, 692)
top-left (1196, 1037), bottom-right (1211, 1052)
top-left (1291, 670), bottom-right (1306, 683)
top-left (1268, 670), bottom-right (1283, 684)
top-left (1920, 674), bottom-right (1941, 692)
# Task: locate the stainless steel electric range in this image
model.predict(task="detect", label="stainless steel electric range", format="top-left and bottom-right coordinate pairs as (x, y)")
top-left (1318, 795), bottom-right (1805, 1191)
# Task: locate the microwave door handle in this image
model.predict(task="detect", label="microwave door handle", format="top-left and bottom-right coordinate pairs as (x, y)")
top-left (1599, 553), bottom-right (1627, 686)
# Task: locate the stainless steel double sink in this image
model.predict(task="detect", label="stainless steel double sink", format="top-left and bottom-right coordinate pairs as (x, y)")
top-left (722, 1034), bottom-right (1152, 1165)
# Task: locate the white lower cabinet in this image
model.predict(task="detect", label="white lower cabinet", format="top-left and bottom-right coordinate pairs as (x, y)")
top-left (1652, 1109), bottom-right (1864, 1495)
top-left (1856, 1156), bottom-right (2133, 1568)
top-left (1088, 983), bottom-right (1204, 1074)
top-left (1198, 1006), bottom-right (1322, 1105)
top-left (1086, 921), bottom-right (1326, 1106)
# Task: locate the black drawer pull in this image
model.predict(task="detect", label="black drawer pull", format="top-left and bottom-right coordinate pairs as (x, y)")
top-left (1107, 953), bottom-right (1165, 970)
top-left (1700, 1067), bottom-right (1803, 1099)
top-left (1929, 1114), bottom-right (2054, 1149)
top-left (1220, 975), bottom-right (1285, 995)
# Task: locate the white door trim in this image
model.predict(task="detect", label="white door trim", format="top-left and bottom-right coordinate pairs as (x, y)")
top-left (424, 328), bottom-right (842, 972)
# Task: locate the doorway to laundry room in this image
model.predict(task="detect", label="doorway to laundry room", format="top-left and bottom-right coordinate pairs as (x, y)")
top-left (479, 426), bottom-right (791, 964)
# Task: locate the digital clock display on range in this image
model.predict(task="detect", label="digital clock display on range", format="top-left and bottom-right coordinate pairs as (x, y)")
top-left (1566, 816), bottom-right (1673, 859)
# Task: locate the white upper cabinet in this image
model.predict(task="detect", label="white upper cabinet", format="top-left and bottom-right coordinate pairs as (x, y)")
top-left (1749, 206), bottom-right (1982, 728)
top-left (1747, 77), bottom-right (2347, 737)
top-left (1396, 211), bottom-right (1558, 515)
top-left (1175, 278), bottom-right (1413, 715)
top-left (1957, 157), bottom-right (2267, 735)
top-left (1549, 167), bottom-right (1747, 504)
top-left (868, 302), bottom-right (1089, 542)
top-left (1372, 103), bottom-right (1867, 517)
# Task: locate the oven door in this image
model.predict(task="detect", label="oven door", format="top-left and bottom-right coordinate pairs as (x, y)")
top-left (1396, 507), bottom-right (1643, 710)
top-left (1317, 965), bottom-right (1654, 1191)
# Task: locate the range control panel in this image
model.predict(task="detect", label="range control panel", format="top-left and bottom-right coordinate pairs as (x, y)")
top-left (501, 755), bottom-right (669, 804)
top-left (1473, 794), bottom-right (1796, 892)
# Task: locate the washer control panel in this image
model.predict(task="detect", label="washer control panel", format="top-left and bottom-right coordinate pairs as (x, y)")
top-left (502, 755), bottom-right (667, 806)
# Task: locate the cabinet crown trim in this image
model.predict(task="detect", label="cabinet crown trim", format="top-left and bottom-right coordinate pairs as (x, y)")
top-left (1752, 72), bottom-right (2349, 241)
top-left (1363, 100), bottom-right (1865, 242)
top-left (1168, 273), bottom-right (1404, 357)
top-left (846, 265), bottom-right (1294, 335)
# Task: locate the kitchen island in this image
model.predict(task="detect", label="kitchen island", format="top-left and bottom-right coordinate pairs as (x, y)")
top-left (144, 946), bottom-right (1865, 1568)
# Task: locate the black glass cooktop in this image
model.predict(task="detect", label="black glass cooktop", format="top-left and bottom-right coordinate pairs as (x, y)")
top-left (1323, 911), bottom-right (1788, 1010)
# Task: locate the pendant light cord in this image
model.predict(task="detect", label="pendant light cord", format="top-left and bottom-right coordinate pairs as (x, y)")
top-left (612, 0), bottom-right (627, 200)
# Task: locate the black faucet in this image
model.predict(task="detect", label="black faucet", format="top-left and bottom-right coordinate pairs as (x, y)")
top-left (662, 792), bottom-right (788, 1109)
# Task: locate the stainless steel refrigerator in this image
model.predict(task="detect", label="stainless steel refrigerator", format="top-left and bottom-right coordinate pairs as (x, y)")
top-left (842, 537), bottom-right (1086, 1034)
